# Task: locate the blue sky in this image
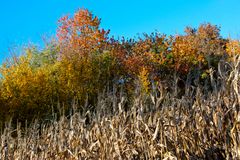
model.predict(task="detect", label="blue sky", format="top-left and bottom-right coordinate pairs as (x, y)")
top-left (0, 0), bottom-right (240, 61)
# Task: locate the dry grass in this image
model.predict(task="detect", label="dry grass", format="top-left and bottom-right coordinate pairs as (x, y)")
top-left (1, 57), bottom-right (240, 160)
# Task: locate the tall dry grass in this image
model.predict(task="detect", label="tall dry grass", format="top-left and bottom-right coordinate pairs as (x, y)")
top-left (0, 57), bottom-right (240, 159)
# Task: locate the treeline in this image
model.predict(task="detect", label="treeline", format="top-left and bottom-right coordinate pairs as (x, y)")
top-left (0, 9), bottom-right (239, 126)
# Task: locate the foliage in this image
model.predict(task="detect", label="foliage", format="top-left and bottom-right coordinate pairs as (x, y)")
top-left (226, 39), bottom-right (240, 56)
top-left (0, 46), bottom-right (59, 124)
top-left (138, 67), bottom-right (151, 94)
top-left (57, 9), bottom-right (109, 57)
top-left (0, 9), bottom-right (239, 127)
top-left (57, 50), bottom-right (117, 105)
top-left (172, 23), bottom-right (226, 73)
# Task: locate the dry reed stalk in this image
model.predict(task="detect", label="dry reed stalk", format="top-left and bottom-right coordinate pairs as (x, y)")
top-left (0, 56), bottom-right (240, 159)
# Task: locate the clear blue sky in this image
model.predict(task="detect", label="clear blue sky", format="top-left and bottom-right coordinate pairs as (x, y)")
top-left (0, 0), bottom-right (240, 61)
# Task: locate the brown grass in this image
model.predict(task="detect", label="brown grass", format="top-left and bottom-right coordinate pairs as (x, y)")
top-left (1, 57), bottom-right (240, 160)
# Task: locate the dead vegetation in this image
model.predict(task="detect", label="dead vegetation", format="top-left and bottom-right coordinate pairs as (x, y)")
top-left (1, 57), bottom-right (240, 160)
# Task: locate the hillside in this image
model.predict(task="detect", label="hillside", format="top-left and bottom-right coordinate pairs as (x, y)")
top-left (0, 9), bottom-right (239, 159)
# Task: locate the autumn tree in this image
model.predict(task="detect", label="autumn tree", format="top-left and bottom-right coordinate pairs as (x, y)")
top-left (172, 23), bottom-right (226, 73)
top-left (57, 9), bottom-right (116, 105)
top-left (57, 9), bottom-right (109, 57)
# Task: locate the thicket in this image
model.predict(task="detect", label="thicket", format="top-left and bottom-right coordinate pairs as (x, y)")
top-left (1, 56), bottom-right (240, 159)
top-left (0, 9), bottom-right (240, 128)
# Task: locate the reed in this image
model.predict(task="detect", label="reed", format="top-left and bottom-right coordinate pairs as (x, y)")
top-left (1, 56), bottom-right (240, 160)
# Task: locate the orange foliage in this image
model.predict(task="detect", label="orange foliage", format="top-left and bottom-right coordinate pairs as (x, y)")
top-left (226, 39), bottom-right (240, 56)
top-left (172, 23), bottom-right (226, 73)
top-left (57, 9), bottom-right (109, 57)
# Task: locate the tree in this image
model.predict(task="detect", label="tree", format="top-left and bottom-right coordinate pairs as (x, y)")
top-left (57, 9), bottom-right (109, 58)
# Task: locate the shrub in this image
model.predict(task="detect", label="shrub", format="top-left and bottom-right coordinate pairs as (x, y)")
top-left (0, 45), bottom-right (59, 124)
